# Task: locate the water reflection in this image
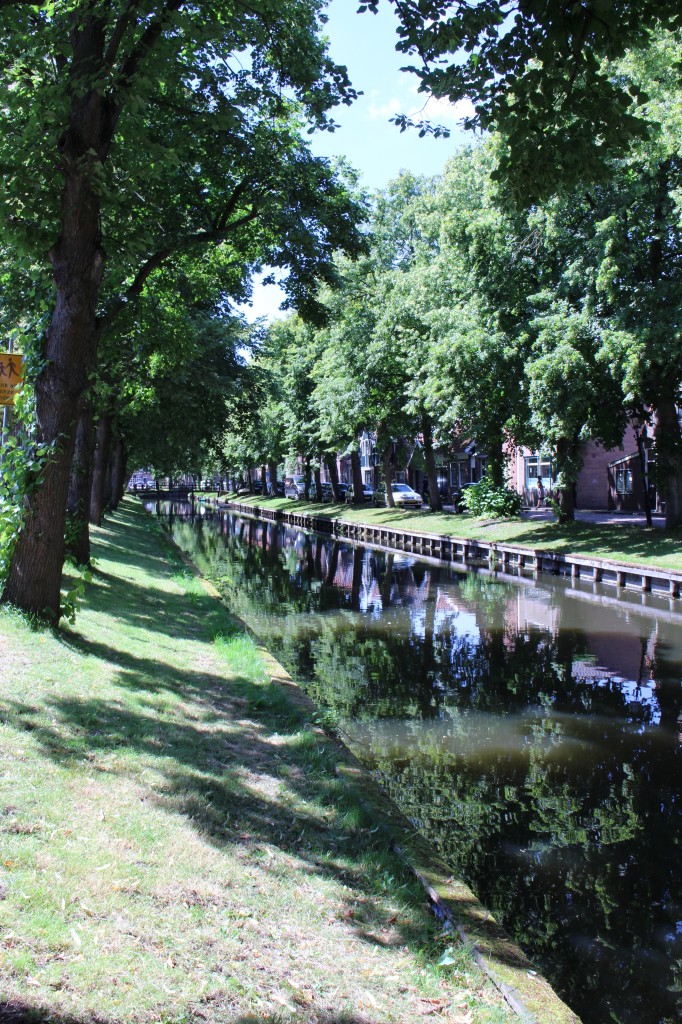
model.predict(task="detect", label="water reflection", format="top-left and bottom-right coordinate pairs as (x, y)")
top-left (155, 505), bottom-right (682, 1024)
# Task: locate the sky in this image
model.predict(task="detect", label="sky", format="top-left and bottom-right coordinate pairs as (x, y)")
top-left (238, 0), bottom-right (473, 323)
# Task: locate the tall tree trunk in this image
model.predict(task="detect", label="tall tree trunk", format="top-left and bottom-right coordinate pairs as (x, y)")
top-left (350, 449), bottom-right (364, 501)
top-left (304, 458), bottom-right (311, 500)
top-left (66, 396), bottom-right (95, 566)
top-left (268, 461), bottom-right (278, 496)
top-left (102, 442), bottom-right (114, 512)
top-left (487, 437), bottom-right (505, 488)
top-left (654, 397), bottom-right (682, 528)
top-left (325, 454), bottom-right (341, 501)
top-left (109, 438), bottom-right (126, 511)
top-left (555, 437), bottom-right (576, 522)
top-left (313, 464), bottom-right (322, 503)
top-left (382, 447), bottom-right (395, 508)
top-left (2, 16), bottom-right (117, 619)
top-left (633, 419), bottom-right (653, 527)
top-left (421, 413), bottom-right (441, 512)
top-left (260, 463), bottom-right (267, 497)
top-left (90, 411), bottom-right (112, 526)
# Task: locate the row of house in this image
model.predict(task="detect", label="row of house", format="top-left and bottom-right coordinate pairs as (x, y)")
top-left (332, 423), bottom-right (658, 513)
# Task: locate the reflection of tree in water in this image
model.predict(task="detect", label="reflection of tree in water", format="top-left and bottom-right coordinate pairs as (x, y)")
top-left (168, 512), bottom-right (682, 1024)
top-left (370, 703), bottom-right (680, 1024)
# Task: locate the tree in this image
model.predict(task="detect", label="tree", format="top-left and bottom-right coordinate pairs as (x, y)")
top-left (374, 150), bottom-right (529, 492)
top-left (364, 0), bottom-right (682, 203)
top-left (525, 301), bottom-right (625, 521)
top-left (0, 0), bottom-right (364, 619)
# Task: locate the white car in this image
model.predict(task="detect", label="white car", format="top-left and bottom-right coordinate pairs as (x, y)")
top-left (373, 483), bottom-right (423, 509)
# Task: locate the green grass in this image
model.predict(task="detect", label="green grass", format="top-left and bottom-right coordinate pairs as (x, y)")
top-left (219, 493), bottom-right (682, 572)
top-left (0, 499), bottom-right (513, 1024)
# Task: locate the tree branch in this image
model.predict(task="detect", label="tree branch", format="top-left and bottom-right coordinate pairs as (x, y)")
top-left (104, 0), bottom-right (144, 69)
top-left (99, 206), bottom-right (261, 332)
top-left (117, 0), bottom-right (185, 88)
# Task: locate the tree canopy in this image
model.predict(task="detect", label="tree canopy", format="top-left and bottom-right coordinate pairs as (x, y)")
top-left (363, 0), bottom-right (682, 202)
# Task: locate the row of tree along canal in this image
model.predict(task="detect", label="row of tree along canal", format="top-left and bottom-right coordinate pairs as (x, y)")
top-left (152, 502), bottom-right (682, 1024)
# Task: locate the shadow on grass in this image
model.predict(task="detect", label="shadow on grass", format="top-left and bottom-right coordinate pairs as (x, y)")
top-left (2, 500), bottom-right (535, 989)
top-left (0, 998), bottom-right (382, 1024)
top-left (2, 508), bottom-right (442, 964)
top-left (487, 520), bottom-right (682, 570)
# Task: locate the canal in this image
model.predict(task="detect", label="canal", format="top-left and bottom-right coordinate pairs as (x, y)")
top-left (153, 504), bottom-right (682, 1024)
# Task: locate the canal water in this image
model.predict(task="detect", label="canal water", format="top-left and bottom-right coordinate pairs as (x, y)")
top-left (152, 504), bottom-right (682, 1024)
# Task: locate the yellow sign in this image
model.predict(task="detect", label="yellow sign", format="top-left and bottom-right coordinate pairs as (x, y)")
top-left (0, 353), bottom-right (23, 406)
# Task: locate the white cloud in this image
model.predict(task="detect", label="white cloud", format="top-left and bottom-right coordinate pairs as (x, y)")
top-left (367, 94), bottom-right (403, 120)
top-left (365, 83), bottom-right (475, 128)
top-left (418, 93), bottom-right (475, 126)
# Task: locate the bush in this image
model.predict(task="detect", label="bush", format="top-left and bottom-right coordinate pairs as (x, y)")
top-left (460, 477), bottom-right (522, 518)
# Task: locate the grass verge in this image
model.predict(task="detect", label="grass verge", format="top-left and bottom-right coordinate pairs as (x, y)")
top-left (0, 499), bottom-right (515, 1024)
top-left (214, 493), bottom-right (682, 573)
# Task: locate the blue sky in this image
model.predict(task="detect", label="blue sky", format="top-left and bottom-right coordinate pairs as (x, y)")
top-left (311, 0), bottom-right (472, 190)
top-left (239, 0), bottom-right (473, 322)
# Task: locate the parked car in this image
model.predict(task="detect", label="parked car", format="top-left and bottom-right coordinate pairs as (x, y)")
top-left (320, 481), bottom-right (348, 503)
top-left (284, 476), bottom-right (316, 500)
top-left (373, 482), bottom-right (423, 509)
top-left (345, 483), bottom-right (373, 504)
top-left (268, 481), bottom-right (285, 497)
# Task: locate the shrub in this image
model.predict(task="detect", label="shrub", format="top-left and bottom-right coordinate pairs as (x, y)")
top-left (460, 477), bottom-right (522, 518)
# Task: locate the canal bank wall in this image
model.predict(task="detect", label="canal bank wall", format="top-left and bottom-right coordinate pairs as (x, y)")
top-left (222, 500), bottom-right (682, 602)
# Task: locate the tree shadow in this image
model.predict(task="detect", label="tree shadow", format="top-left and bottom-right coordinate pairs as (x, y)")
top-left (2, 500), bottom-right (541, 1014)
top-left (0, 1000), bottom-right (382, 1024)
top-left (502, 519), bottom-right (682, 564)
top-left (3, 623), bottom-right (429, 957)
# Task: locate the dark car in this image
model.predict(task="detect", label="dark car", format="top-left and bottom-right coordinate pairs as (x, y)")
top-left (320, 481), bottom-right (348, 502)
top-left (268, 481), bottom-right (285, 497)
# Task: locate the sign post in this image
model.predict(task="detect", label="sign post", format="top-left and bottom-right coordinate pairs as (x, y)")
top-left (0, 342), bottom-right (23, 450)
top-left (0, 351), bottom-right (23, 407)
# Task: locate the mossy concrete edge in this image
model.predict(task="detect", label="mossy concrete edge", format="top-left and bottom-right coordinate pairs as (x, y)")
top-left (161, 517), bottom-right (581, 1024)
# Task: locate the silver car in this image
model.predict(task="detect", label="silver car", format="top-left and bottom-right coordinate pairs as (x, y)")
top-left (373, 482), bottom-right (423, 509)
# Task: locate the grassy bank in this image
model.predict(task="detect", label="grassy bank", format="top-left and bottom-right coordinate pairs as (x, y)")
top-left (215, 493), bottom-right (682, 572)
top-left (0, 500), bottom-right (516, 1024)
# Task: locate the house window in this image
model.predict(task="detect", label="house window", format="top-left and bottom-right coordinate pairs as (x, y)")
top-left (615, 466), bottom-right (633, 495)
top-left (525, 456), bottom-right (552, 488)
top-left (450, 461), bottom-right (469, 488)
top-left (360, 438), bottom-right (371, 469)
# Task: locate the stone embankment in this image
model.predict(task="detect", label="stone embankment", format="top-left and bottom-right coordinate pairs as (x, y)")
top-left (222, 499), bottom-right (682, 602)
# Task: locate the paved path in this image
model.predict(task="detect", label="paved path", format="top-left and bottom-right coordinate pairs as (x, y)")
top-left (521, 508), bottom-right (666, 528)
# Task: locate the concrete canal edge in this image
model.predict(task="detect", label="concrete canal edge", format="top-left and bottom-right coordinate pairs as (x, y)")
top-left (221, 499), bottom-right (682, 600)
top-left (162, 517), bottom-right (582, 1024)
